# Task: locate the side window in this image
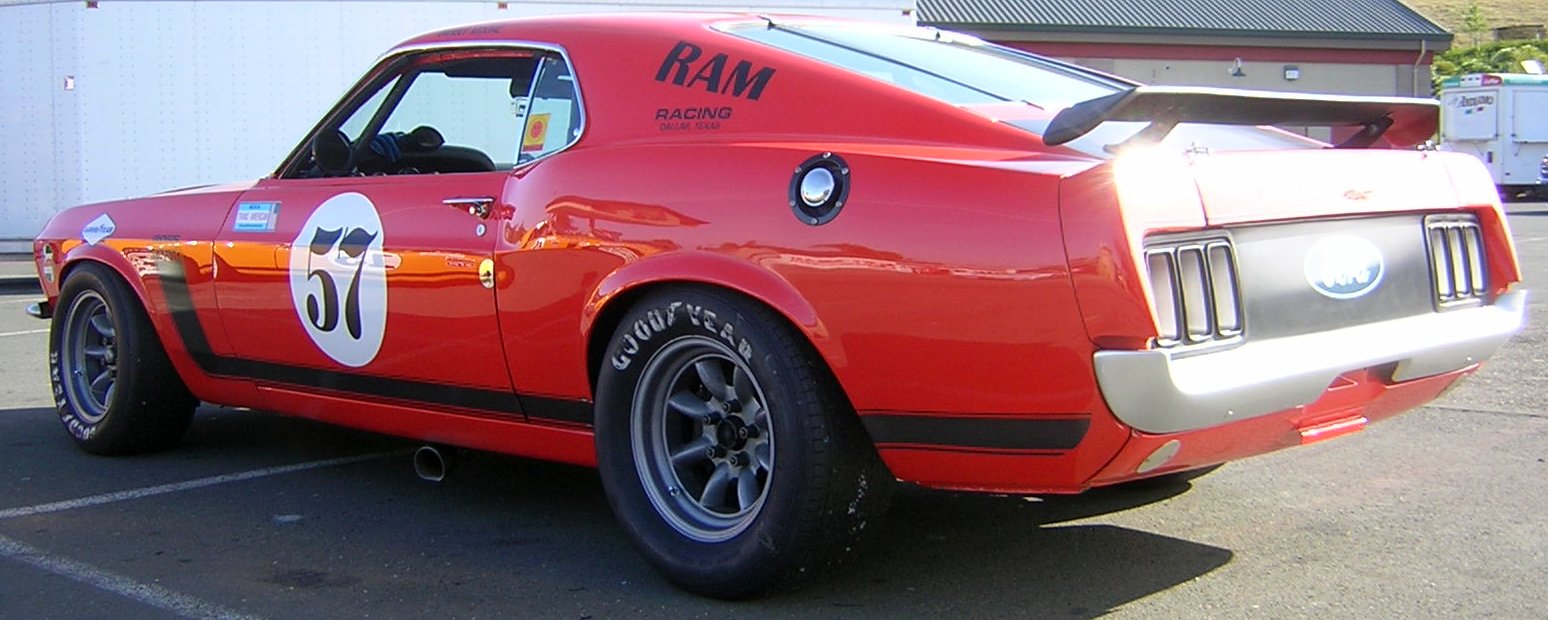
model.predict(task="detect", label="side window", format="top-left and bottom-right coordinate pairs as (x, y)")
top-left (338, 77), bottom-right (398, 142)
top-left (287, 51), bottom-right (550, 178)
top-left (379, 66), bottom-right (529, 167)
top-left (518, 54), bottom-right (584, 163)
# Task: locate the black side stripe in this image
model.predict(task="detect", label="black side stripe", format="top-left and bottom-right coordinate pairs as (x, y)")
top-left (157, 257), bottom-right (589, 424)
top-left (519, 394), bottom-right (594, 425)
top-left (861, 413), bottom-right (1089, 453)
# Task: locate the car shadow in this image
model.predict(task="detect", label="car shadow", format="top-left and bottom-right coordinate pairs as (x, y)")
top-left (438, 428), bottom-right (1230, 616)
top-left (779, 484), bottom-right (1230, 615)
top-left (1, 405), bottom-right (1229, 617)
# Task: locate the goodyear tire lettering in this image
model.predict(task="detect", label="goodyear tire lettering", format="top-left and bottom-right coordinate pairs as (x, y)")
top-left (609, 297), bottom-right (757, 371)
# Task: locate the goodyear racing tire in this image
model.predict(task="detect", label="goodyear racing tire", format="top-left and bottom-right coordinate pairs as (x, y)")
top-left (50, 263), bottom-right (196, 455)
top-left (595, 287), bottom-right (892, 599)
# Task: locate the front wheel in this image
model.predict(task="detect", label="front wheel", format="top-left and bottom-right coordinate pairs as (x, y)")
top-left (595, 287), bottom-right (891, 598)
top-left (50, 263), bottom-right (196, 455)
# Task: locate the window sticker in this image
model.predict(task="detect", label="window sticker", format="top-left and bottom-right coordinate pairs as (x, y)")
top-left (233, 202), bottom-right (280, 233)
top-left (522, 113), bottom-right (550, 153)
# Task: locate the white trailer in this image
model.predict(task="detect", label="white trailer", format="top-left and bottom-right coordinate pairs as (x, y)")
top-left (0, 0), bottom-right (912, 253)
top-left (1439, 73), bottom-right (1548, 201)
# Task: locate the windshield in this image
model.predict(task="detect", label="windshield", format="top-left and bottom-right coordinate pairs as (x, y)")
top-left (729, 23), bottom-right (1321, 156)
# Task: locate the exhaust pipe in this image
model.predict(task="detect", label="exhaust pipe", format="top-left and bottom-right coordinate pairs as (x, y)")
top-left (414, 445), bottom-right (454, 483)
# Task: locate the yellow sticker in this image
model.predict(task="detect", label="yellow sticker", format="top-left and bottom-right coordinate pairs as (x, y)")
top-left (522, 113), bottom-right (550, 153)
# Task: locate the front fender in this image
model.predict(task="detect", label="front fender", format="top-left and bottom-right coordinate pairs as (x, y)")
top-left (55, 242), bottom-right (153, 304)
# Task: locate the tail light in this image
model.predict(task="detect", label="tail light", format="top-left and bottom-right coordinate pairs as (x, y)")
top-left (1424, 214), bottom-right (1487, 309)
top-left (1144, 238), bottom-right (1243, 349)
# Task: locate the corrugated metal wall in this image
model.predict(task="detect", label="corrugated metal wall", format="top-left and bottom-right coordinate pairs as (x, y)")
top-left (0, 0), bottom-right (911, 251)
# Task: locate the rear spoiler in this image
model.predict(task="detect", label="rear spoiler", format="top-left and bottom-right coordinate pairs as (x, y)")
top-left (1043, 86), bottom-right (1440, 150)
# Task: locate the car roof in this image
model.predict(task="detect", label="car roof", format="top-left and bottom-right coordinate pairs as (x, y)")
top-left (394, 12), bottom-right (852, 52)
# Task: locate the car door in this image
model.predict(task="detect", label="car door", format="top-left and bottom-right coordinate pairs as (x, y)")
top-left (211, 48), bottom-right (544, 410)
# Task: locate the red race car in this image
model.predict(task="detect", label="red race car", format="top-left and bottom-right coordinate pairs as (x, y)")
top-left (26, 13), bottom-right (1527, 598)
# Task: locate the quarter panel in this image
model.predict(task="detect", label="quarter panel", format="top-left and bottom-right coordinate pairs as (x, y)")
top-left (501, 140), bottom-right (1105, 420)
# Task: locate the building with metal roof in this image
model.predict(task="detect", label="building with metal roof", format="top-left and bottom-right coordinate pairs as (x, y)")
top-left (919, 0), bottom-right (1453, 135)
top-left (920, 0), bottom-right (1449, 41)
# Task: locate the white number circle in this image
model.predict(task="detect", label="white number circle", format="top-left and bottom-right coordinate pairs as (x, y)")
top-left (288, 192), bottom-right (388, 367)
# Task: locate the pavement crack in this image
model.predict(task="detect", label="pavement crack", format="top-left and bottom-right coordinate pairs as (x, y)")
top-left (1425, 404), bottom-right (1548, 420)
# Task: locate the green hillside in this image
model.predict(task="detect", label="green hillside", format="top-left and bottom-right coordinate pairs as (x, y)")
top-left (1409, 0), bottom-right (1548, 85)
top-left (1403, 0), bottom-right (1548, 41)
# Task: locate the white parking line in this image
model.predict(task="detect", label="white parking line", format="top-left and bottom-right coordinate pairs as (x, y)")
top-left (0, 451), bottom-right (405, 619)
top-left (0, 451), bottom-right (404, 520)
top-left (0, 329), bottom-right (48, 337)
top-left (0, 534), bottom-right (260, 620)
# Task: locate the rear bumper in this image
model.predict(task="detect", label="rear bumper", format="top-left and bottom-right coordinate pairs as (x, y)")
top-left (1086, 364), bottom-right (1469, 487)
top-left (1093, 290), bottom-right (1527, 435)
top-left (872, 362), bottom-right (1474, 494)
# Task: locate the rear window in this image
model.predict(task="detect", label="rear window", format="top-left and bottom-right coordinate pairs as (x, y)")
top-left (730, 24), bottom-right (1122, 110)
top-left (730, 24), bottom-right (1320, 156)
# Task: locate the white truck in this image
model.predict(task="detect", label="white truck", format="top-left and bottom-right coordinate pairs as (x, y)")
top-left (0, 0), bottom-right (911, 253)
top-left (1439, 73), bottom-right (1548, 201)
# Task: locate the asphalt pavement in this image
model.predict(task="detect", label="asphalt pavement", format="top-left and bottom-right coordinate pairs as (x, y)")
top-left (0, 206), bottom-right (1544, 618)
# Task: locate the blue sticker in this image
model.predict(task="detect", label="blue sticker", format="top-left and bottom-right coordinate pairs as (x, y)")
top-left (233, 202), bottom-right (280, 232)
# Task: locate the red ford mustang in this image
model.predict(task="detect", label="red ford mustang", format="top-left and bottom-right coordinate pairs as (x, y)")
top-left (26, 13), bottom-right (1527, 597)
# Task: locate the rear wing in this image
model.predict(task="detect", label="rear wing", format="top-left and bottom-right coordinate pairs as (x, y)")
top-left (1043, 86), bottom-right (1440, 150)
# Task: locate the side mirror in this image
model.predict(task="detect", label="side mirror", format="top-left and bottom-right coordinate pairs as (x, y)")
top-left (312, 129), bottom-right (354, 176)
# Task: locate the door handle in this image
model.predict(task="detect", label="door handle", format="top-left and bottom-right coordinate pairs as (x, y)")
top-left (443, 197), bottom-right (494, 219)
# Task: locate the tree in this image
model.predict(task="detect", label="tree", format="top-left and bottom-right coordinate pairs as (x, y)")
top-left (1432, 40), bottom-right (1548, 92)
top-left (1461, 0), bottom-right (1489, 47)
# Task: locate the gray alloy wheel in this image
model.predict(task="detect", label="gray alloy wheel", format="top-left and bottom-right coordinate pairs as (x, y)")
top-left (50, 263), bottom-right (196, 455)
top-left (594, 286), bottom-right (894, 598)
top-left (57, 289), bottom-right (118, 424)
top-left (631, 336), bottom-right (775, 543)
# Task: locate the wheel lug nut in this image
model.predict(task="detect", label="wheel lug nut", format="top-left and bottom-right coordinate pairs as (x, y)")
top-left (729, 452), bottom-right (747, 467)
top-left (706, 445), bottom-right (727, 459)
top-left (703, 412), bottom-right (722, 425)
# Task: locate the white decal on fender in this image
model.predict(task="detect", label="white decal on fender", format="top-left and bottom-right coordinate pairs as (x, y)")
top-left (82, 214), bottom-right (116, 245)
top-left (288, 193), bottom-right (387, 367)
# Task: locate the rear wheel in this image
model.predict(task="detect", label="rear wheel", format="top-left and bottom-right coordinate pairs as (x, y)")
top-left (50, 263), bottom-right (196, 455)
top-left (595, 287), bottom-right (891, 598)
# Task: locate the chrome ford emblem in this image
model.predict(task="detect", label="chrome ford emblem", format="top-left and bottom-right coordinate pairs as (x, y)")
top-left (1304, 235), bottom-right (1384, 300)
